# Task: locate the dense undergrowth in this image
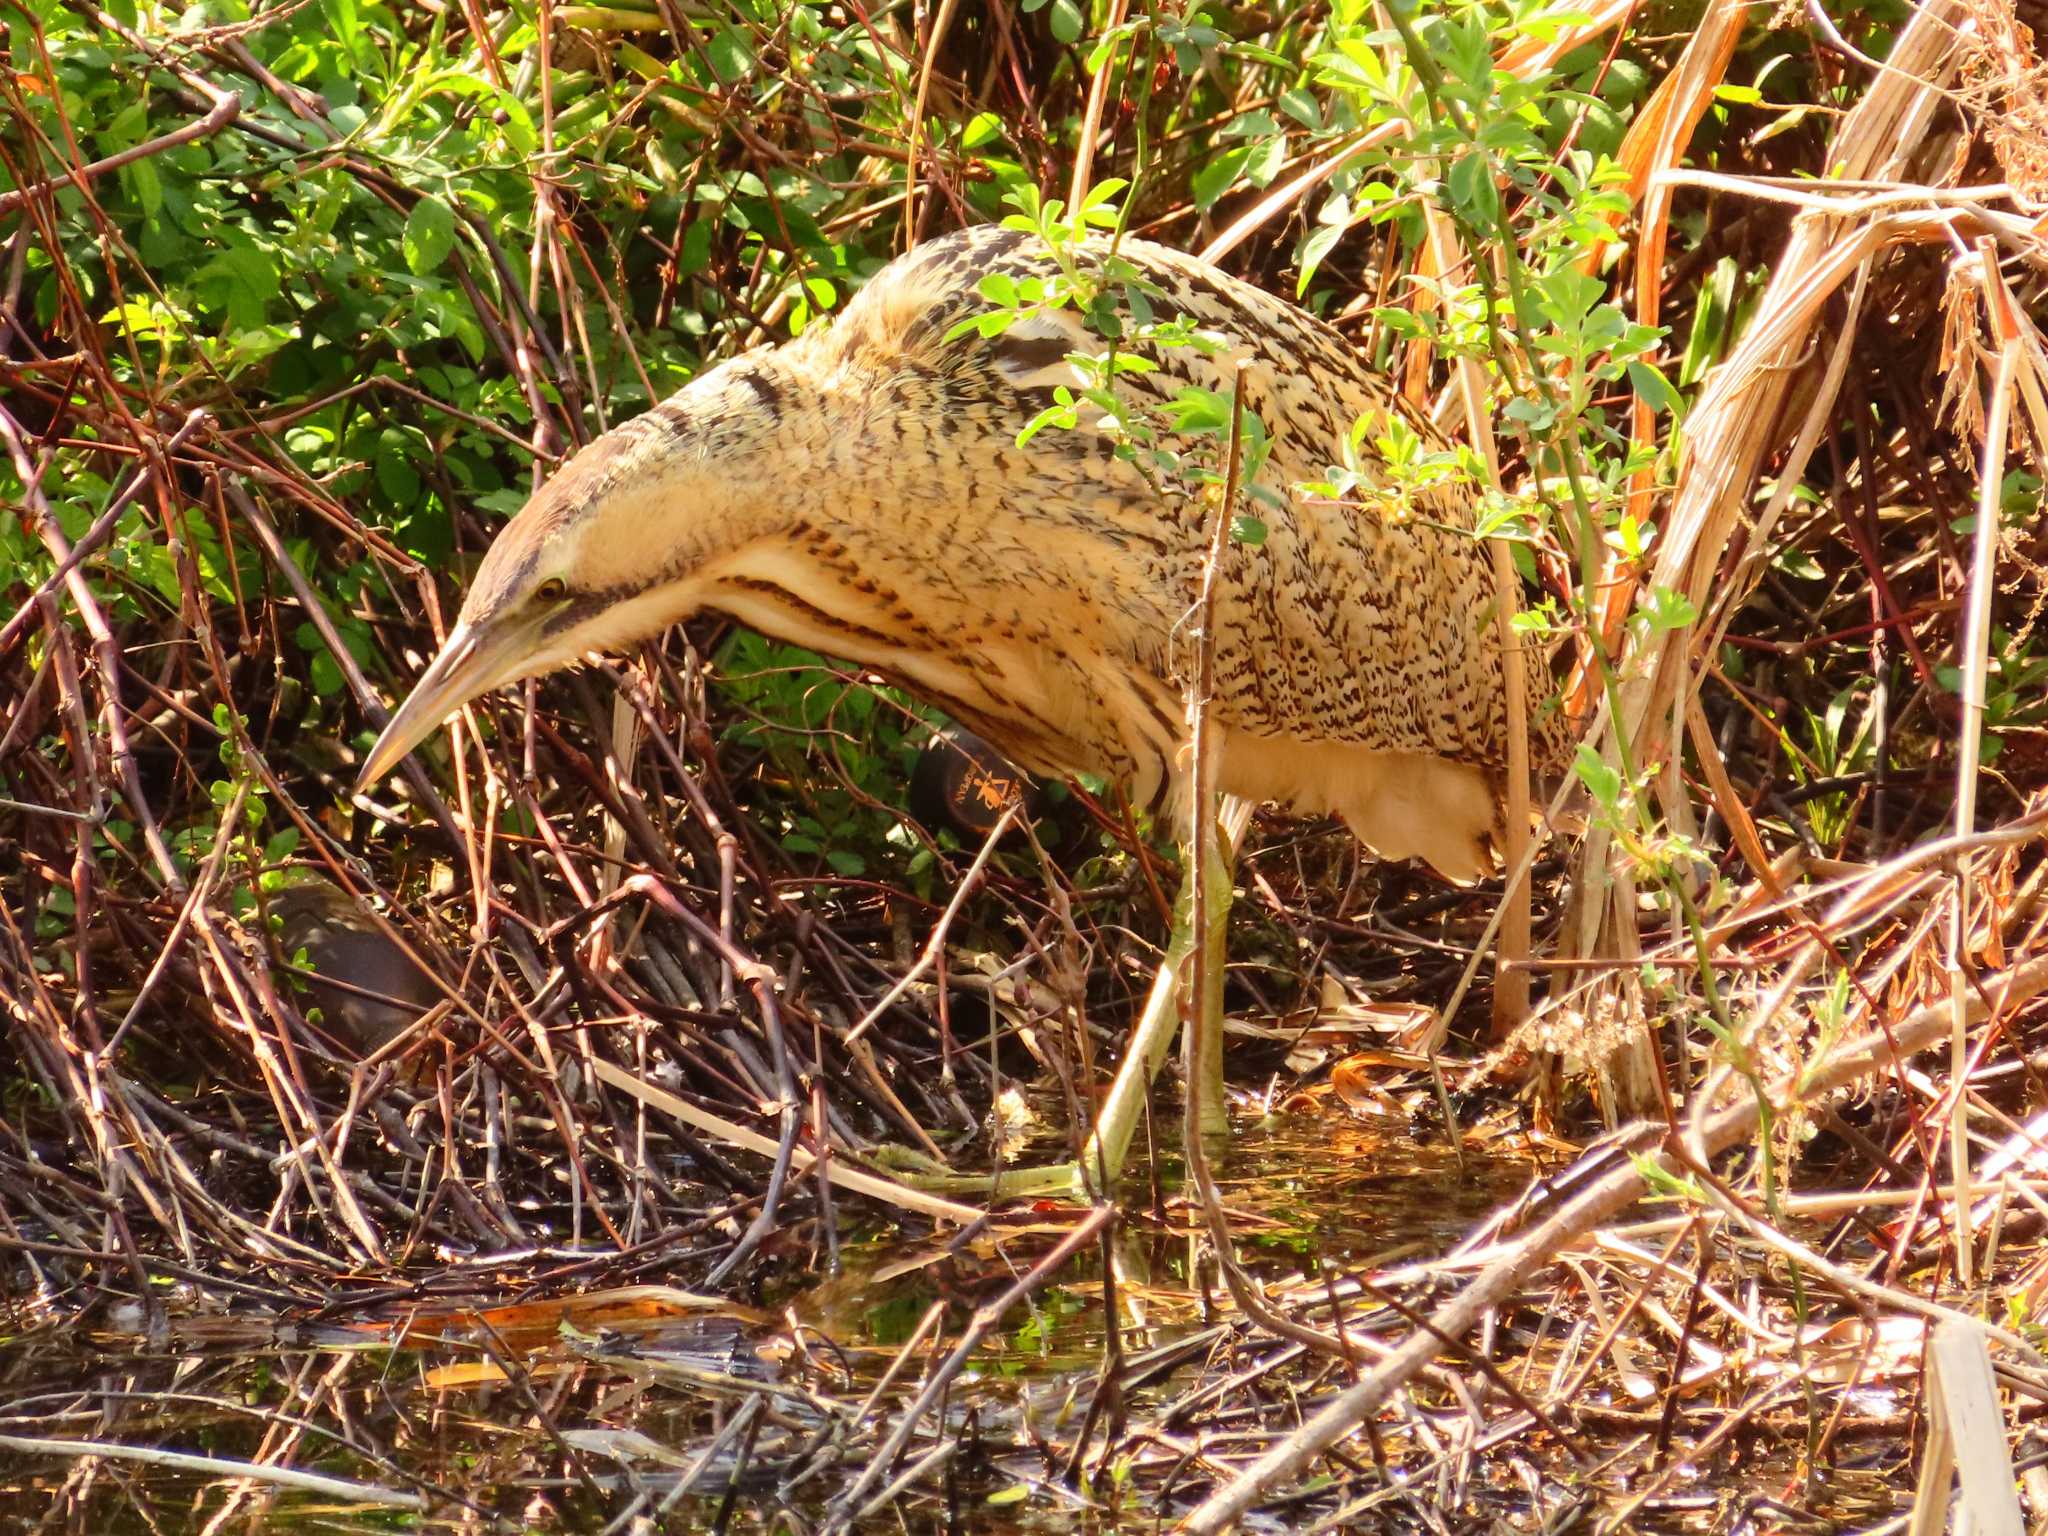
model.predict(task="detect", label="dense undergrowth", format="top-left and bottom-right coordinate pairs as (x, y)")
top-left (5, 0), bottom-right (2048, 1530)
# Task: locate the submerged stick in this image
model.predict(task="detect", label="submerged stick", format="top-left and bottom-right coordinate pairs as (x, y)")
top-left (0, 1433), bottom-right (426, 1510)
top-left (820, 1205), bottom-right (1114, 1531)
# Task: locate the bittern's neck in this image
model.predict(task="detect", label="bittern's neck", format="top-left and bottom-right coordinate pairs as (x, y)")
top-left (563, 352), bottom-right (840, 607)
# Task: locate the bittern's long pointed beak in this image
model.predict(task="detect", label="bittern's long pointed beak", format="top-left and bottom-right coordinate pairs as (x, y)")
top-left (354, 619), bottom-right (530, 793)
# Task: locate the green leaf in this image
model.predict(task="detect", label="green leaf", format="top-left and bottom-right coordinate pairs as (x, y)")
top-left (1771, 548), bottom-right (1824, 581)
top-left (1626, 360), bottom-right (1683, 420)
top-left (1047, 0), bottom-right (1083, 43)
top-left (1079, 177), bottom-right (1127, 214)
top-left (708, 26), bottom-right (754, 82)
top-left (403, 198), bottom-right (458, 276)
top-left (1162, 386), bottom-right (1233, 434)
top-left (1278, 88), bottom-right (1322, 129)
top-left (376, 429), bottom-right (422, 505)
top-left (323, 0), bottom-right (361, 49)
top-left (1447, 150), bottom-right (1499, 229)
top-left (1244, 135), bottom-right (1286, 188)
top-left (1297, 221), bottom-right (1346, 295)
top-left (1681, 257), bottom-right (1738, 387)
top-left (1572, 744), bottom-right (1622, 810)
top-left (961, 111), bottom-right (1004, 150)
top-left (825, 848), bottom-right (866, 877)
top-left (1640, 585), bottom-right (1698, 633)
top-left (1192, 145), bottom-right (1250, 211)
top-left (123, 156), bottom-right (162, 219)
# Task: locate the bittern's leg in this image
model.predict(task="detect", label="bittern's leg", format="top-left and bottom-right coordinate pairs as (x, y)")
top-left (1076, 862), bottom-right (1196, 1185)
top-left (1082, 796), bottom-right (1244, 1179)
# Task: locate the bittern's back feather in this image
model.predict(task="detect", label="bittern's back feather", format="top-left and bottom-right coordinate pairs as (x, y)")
top-left (782, 227), bottom-right (1559, 874)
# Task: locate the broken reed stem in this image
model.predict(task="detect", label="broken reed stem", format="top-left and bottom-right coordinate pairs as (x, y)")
top-left (1420, 203), bottom-right (1532, 1038)
top-left (1180, 364), bottom-right (1352, 1362)
top-left (588, 1051), bottom-right (982, 1225)
top-left (1950, 259), bottom-right (2021, 1285)
top-left (0, 1434), bottom-right (425, 1510)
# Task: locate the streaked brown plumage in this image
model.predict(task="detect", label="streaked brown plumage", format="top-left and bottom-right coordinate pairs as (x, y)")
top-left (361, 225), bottom-right (1563, 885)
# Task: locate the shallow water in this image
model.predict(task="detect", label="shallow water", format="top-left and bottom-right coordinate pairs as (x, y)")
top-left (0, 1117), bottom-right (1889, 1532)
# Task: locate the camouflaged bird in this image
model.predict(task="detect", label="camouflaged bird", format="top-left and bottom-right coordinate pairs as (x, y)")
top-left (360, 225), bottom-right (1566, 881)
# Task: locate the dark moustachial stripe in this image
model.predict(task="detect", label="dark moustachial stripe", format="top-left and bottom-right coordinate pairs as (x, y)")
top-left (542, 586), bottom-right (645, 640)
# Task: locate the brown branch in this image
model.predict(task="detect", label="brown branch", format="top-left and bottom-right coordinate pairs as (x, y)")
top-left (0, 93), bottom-right (241, 217)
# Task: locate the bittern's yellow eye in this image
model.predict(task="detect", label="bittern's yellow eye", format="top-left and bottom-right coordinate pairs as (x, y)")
top-left (535, 577), bottom-right (568, 604)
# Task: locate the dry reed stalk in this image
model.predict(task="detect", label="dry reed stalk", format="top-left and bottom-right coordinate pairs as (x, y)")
top-left (901, 0), bottom-right (964, 252)
top-left (1952, 314), bottom-right (2018, 1282)
top-left (1622, 0), bottom-right (1991, 786)
top-left (0, 1434), bottom-right (427, 1510)
top-left (1068, 0), bottom-right (1131, 213)
top-left (1599, 0), bottom-right (1744, 644)
top-left (1559, 0), bottom-right (2039, 1111)
top-left (1908, 1318), bottom-right (2026, 1536)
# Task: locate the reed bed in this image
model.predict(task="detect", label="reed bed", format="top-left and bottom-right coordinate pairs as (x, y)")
top-left (4, 0), bottom-right (2048, 1529)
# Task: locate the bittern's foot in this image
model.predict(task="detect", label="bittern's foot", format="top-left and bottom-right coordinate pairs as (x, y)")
top-left (868, 1122), bottom-right (1233, 1202)
top-left (869, 1144), bottom-right (1097, 1200)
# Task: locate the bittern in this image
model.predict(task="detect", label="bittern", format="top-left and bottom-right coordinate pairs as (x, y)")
top-left (358, 225), bottom-right (1562, 1195)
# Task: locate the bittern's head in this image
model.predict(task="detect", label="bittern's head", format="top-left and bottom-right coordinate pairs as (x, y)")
top-left (355, 358), bottom-right (798, 791)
